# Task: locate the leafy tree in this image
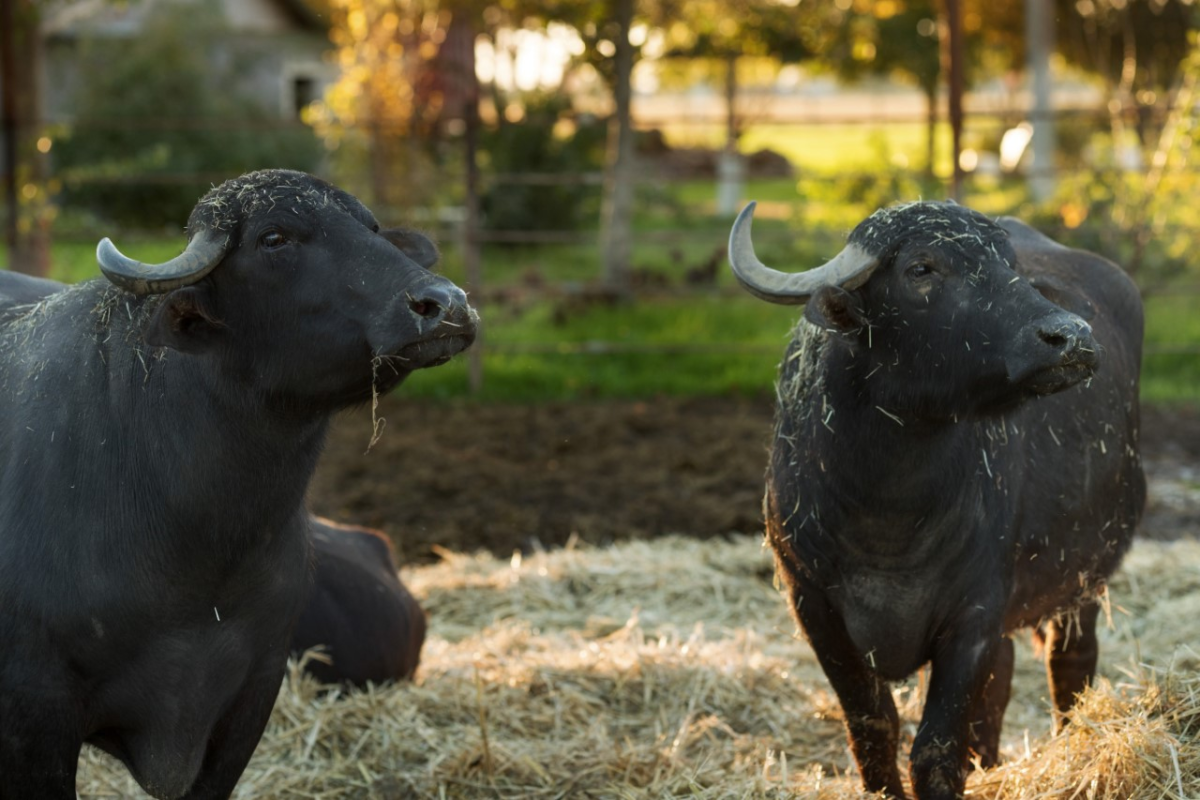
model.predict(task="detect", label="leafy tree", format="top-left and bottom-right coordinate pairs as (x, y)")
top-left (54, 0), bottom-right (321, 228)
top-left (653, 0), bottom-right (814, 153)
top-left (458, 0), bottom-right (643, 290)
top-left (478, 93), bottom-right (606, 233)
top-left (1053, 0), bottom-right (1198, 145)
top-left (815, 0), bottom-right (1006, 178)
top-left (487, 0), bottom-right (644, 291)
top-left (1, 0), bottom-right (49, 273)
top-left (307, 0), bottom-right (453, 211)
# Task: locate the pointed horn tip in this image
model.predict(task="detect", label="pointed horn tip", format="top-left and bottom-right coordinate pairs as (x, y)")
top-left (728, 201), bottom-right (759, 256)
top-left (734, 201), bottom-right (757, 228)
top-left (96, 237), bottom-right (136, 273)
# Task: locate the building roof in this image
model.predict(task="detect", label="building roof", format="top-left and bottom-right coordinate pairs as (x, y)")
top-left (43, 0), bottom-right (329, 40)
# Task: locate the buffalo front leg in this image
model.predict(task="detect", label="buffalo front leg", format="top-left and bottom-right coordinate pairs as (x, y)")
top-left (791, 585), bottom-right (907, 798)
top-left (180, 660), bottom-right (287, 799)
top-left (909, 624), bottom-right (1004, 800)
top-left (0, 669), bottom-right (82, 799)
top-left (1040, 601), bottom-right (1100, 732)
top-left (0, 725), bottom-right (79, 800)
top-left (966, 635), bottom-right (1013, 770)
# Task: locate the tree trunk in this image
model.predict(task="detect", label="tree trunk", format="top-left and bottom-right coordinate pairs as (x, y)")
top-left (1, 0), bottom-right (48, 276)
top-left (940, 0), bottom-right (965, 200)
top-left (600, 0), bottom-right (635, 298)
top-left (923, 82), bottom-right (938, 180)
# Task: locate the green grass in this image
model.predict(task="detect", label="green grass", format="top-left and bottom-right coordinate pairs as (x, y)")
top-left (28, 238), bottom-right (186, 285)
top-left (466, 295), bottom-right (796, 401)
top-left (1143, 294), bottom-right (1200, 403)
top-left (659, 121), bottom-right (953, 176)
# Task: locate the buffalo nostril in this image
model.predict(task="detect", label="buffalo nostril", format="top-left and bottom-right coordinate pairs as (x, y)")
top-left (1039, 329), bottom-right (1069, 349)
top-left (408, 283), bottom-right (469, 328)
top-left (409, 298), bottom-right (442, 319)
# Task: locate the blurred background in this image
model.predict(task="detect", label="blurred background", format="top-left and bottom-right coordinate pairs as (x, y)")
top-left (2, 0), bottom-right (1198, 403)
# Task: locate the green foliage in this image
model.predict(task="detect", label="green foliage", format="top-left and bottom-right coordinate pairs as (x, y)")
top-left (784, 133), bottom-right (946, 230)
top-left (1023, 156), bottom-right (1200, 288)
top-left (1143, 294), bottom-right (1200, 403)
top-left (653, 0), bottom-right (815, 62)
top-left (1053, 0), bottom-right (1197, 94)
top-left (53, 0), bottom-right (322, 229)
top-left (479, 96), bottom-right (606, 233)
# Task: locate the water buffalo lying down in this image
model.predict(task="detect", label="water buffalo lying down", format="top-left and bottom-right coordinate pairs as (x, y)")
top-left (730, 201), bottom-right (1145, 800)
top-left (0, 170), bottom-right (476, 799)
top-left (292, 517), bottom-right (426, 687)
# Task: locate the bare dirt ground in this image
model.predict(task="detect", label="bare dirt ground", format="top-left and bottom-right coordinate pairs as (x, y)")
top-left (308, 396), bottom-right (1200, 565)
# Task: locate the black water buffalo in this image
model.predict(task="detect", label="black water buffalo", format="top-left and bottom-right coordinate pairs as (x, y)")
top-left (730, 201), bottom-right (1144, 800)
top-left (291, 517), bottom-right (426, 687)
top-left (0, 169), bottom-right (476, 799)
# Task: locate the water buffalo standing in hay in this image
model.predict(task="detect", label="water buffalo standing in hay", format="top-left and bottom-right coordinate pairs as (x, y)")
top-left (730, 201), bottom-right (1144, 800)
top-left (291, 517), bottom-right (426, 687)
top-left (0, 170), bottom-right (476, 799)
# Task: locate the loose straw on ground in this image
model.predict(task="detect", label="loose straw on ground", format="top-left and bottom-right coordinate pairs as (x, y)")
top-left (77, 536), bottom-right (1200, 799)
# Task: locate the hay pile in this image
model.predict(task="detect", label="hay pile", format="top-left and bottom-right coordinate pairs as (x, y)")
top-left (77, 536), bottom-right (1200, 799)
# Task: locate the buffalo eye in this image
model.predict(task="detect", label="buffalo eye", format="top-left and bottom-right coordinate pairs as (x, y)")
top-left (259, 229), bottom-right (288, 250)
top-left (905, 262), bottom-right (933, 280)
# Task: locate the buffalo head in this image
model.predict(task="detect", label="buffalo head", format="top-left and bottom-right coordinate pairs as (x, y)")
top-left (96, 169), bottom-right (476, 408)
top-left (730, 201), bottom-right (1098, 419)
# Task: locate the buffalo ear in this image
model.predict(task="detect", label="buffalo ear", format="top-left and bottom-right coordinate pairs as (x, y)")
top-left (379, 228), bottom-right (439, 270)
top-left (145, 286), bottom-right (223, 353)
top-left (1029, 275), bottom-right (1096, 321)
top-left (804, 285), bottom-right (866, 334)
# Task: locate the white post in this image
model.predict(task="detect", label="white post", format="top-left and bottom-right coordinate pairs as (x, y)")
top-left (1025, 0), bottom-right (1057, 201)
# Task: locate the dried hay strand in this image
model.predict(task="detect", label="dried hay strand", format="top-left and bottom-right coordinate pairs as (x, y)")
top-left (76, 537), bottom-right (1200, 799)
top-left (971, 669), bottom-right (1200, 800)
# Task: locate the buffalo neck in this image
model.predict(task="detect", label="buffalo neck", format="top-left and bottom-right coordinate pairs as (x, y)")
top-left (774, 328), bottom-right (1006, 563)
top-left (128, 355), bottom-right (329, 555)
top-left (3, 283), bottom-right (328, 575)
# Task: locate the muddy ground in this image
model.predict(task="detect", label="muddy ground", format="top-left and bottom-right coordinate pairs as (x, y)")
top-left (308, 396), bottom-right (1200, 565)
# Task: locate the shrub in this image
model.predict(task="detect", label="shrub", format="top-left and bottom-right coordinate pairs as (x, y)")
top-left (53, 1), bottom-right (322, 229)
top-left (478, 95), bottom-right (606, 234)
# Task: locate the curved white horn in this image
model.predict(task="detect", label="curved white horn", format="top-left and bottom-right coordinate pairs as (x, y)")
top-left (728, 202), bottom-right (878, 305)
top-left (98, 229), bottom-right (228, 296)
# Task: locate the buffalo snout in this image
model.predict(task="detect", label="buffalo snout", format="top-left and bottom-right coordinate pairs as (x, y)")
top-left (1010, 311), bottom-right (1098, 395)
top-left (407, 283), bottom-right (470, 335)
top-left (373, 275), bottom-right (478, 373)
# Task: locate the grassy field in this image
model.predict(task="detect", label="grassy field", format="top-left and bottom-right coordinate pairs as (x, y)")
top-left (660, 120), bottom-right (953, 175)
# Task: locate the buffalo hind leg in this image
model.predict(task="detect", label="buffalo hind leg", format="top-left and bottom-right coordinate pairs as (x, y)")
top-left (1039, 601), bottom-right (1100, 732)
top-left (791, 586), bottom-right (907, 798)
top-left (966, 635), bottom-right (1014, 770)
